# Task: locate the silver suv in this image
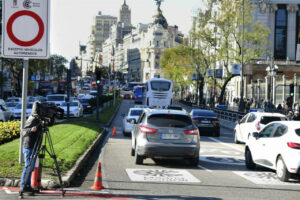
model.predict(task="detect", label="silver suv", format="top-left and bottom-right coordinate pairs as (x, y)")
top-left (131, 108), bottom-right (200, 166)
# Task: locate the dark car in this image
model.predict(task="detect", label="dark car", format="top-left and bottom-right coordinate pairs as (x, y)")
top-left (167, 105), bottom-right (183, 111)
top-left (123, 94), bottom-right (131, 99)
top-left (190, 109), bottom-right (220, 137)
top-left (78, 98), bottom-right (93, 114)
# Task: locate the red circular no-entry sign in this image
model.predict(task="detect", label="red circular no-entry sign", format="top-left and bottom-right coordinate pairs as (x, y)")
top-left (6, 10), bottom-right (44, 47)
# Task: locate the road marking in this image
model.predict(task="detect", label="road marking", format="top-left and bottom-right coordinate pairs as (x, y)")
top-left (200, 155), bottom-right (244, 165)
top-left (208, 137), bottom-right (244, 153)
top-left (233, 171), bottom-right (300, 185)
top-left (198, 164), bottom-right (212, 172)
top-left (200, 148), bottom-right (242, 156)
top-left (126, 169), bottom-right (200, 183)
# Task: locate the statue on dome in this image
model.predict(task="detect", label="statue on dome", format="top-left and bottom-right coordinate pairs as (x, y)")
top-left (155, 0), bottom-right (164, 10)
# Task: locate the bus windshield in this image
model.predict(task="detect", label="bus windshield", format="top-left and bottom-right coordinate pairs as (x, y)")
top-left (150, 81), bottom-right (170, 91)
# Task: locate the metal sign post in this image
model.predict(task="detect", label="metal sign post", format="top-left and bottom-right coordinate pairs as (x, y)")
top-left (2, 0), bottom-right (50, 163)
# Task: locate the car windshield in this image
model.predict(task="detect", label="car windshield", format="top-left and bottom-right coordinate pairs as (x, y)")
top-left (79, 99), bottom-right (89, 103)
top-left (61, 102), bottom-right (78, 107)
top-left (295, 129), bottom-right (300, 136)
top-left (130, 110), bottom-right (143, 116)
top-left (148, 114), bottom-right (192, 128)
top-left (260, 117), bottom-right (286, 125)
top-left (193, 111), bottom-right (216, 117)
top-left (150, 81), bottom-right (170, 91)
top-left (5, 102), bottom-right (17, 107)
top-left (15, 103), bottom-right (33, 109)
top-left (47, 96), bottom-right (65, 101)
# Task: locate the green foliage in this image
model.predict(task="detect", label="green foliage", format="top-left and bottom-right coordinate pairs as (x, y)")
top-left (88, 95), bottom-right (113, 107)
top-left (0, 122), bottom-right (101, 178)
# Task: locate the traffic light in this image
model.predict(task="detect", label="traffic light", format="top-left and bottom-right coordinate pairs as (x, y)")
top-left (287, 96), bottom-right (293, 108)
top-left (290, 83), bottom-right (294, 97)
top-left (95, 68), bottom-right (101, 85)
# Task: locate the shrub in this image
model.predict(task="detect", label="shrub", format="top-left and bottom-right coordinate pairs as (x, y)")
top-left (0, 121), bottom-right (21, 144)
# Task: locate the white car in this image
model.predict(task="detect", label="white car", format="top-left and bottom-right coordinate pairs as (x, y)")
top-left (0, 104), bottom-right (14, 122)
top-left (4, 102), bottom-right (18, 112)
top-left (122, 108), bottom-right (144, 136)
top-left (234, 112), bottom-right (287, 143)
top-left (46, 94), bottom-right (67, 106)
top-left (13, 103), bottom-right (34, 119)
top-left (60, 101), bottom-right (83, 118)
top-left (245, 121), bottom-right (300, 182)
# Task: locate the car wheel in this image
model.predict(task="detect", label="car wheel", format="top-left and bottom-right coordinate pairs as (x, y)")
top-left (234, 130), bottom-right (240, 144)
top-left (214, 131), bottom-right (220, 137)
top-left (245, 148), bottom-right (256, 169)
top-left (135, 146), bottom-right (143, 165)
top-left (131, 147), bottom-right (135, 156)
top-left (276, 157), bottom-right (290, 182)
top-left (189, 156), bottom-right (199, 167)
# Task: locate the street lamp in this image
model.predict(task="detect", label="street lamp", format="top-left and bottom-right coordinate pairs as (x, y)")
top-left (238, 0), bottom-right (245, 112)
top-left (266, 56), bottom-right (278, 105)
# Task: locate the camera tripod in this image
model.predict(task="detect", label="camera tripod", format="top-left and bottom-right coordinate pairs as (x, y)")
top-left (19, 121), bottom-right (65, 199)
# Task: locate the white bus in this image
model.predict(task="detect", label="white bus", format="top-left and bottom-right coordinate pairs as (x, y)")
top-left (145, 78), bottom-right (173, 108)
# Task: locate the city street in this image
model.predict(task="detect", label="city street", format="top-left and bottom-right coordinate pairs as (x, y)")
top-left (1, 99), bottom-right (300, 200)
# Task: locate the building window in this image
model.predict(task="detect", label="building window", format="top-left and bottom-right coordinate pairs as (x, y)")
top-left (274, 5), bottom-right (287, 59)
top-left (156, 41), bottom-right (160, 47)
top-left (296, 7), bottom-right (300, 53)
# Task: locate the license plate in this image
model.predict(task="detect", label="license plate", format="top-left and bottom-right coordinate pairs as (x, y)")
top-left (201, 120), bottom-right (210, 123)
top-left (161, 134), bottom-right (180, 140)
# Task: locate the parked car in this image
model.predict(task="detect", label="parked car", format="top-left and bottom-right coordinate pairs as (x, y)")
top-left (46, 94), bottom-right (67, 106)
top-left (4, 102), bottom-right (18, 112)
top-left (0, 104), bottom-right (14, 121)
top-left (234, 112), bottom-right (287, 143)
top-left (131, 108), bottom-right (200, 166)
top-left (6, 97), bottom-right (21, 102)
top-left (60, 101), bottom-right (83, 118)
top-left (122, 108), bottom-right (144, 136)
top-left (13, 103), bottom-right (33, 119)
top-left (245, 121), bottom-right (300, 182)
top-left (190, 109), bottom-right (220, 137)
top-left (78, 98), bottom-right (93, 114)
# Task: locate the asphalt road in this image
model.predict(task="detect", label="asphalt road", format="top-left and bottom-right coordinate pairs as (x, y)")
top-left (1, 99), bottom-right (300, 200)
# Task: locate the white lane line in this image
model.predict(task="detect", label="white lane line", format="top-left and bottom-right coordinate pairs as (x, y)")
top-left (198, 164), bottom-right (212, 173)
top-left (208, 137), bottom-right (244, 153)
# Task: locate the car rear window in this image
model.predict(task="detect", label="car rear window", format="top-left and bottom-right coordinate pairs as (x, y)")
top-left (193, 111), bottom-right (216, 117)
top-left (260, 117), bottom-right (285, 125)
top-left (130, 110), bottom-right (143, 116)
top-left (148, 114), bottom-right (192, 128)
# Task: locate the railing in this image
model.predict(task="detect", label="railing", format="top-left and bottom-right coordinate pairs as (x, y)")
top-left (179, 100), bottom-right (246, 122)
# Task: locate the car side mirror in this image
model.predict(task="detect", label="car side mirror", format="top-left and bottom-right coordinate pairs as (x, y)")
top-left (130, 119), bottom-right (137, 124)
top-left (236, 120), bottom-right (240, 124)
top-left (252, 132), bottom-right (259, 139)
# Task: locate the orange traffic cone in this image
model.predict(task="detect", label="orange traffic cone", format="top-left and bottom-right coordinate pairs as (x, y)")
top-left (112, 126), bottom-right (117, 136)
top-left (90, 161), bottom-right (104, 190)
top-left (31, 157), bottom-right (41, 189)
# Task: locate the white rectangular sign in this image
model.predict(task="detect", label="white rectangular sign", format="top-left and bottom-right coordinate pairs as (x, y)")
top-left (232, 63), bottom-right (241, 75)
top-left (2, 0), bottom-right (50, 59)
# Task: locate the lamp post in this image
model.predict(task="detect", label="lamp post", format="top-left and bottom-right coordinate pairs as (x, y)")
top-left (266, 56), bottom-right (278, 105)
top-left (238, 0), bottom-right (245, 112)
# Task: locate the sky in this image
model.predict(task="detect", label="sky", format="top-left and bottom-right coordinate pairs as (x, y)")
top-left (50, 0), bottom-right (204, 62)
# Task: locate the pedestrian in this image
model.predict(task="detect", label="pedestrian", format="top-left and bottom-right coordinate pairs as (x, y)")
top-left (287, 111), bottom-right (294, 121)
top-left (293, 111), bottom-right (300, 121)
top-left (20, 102), bottom-right (42, 195)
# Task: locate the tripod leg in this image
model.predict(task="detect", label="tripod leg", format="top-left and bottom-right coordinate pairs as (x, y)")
top-left (44, 131), bottom-right (65, 197)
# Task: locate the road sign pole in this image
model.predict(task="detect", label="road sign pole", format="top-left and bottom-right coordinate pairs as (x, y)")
top-left (19, 58), bottom-right (29, 163)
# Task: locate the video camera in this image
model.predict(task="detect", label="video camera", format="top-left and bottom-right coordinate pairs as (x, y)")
top-left (32, 101), bottom-right (64, 127)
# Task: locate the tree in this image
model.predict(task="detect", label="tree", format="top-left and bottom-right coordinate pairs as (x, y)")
top-left (216, 0), bottom-right (270, 104)
top-left (160, 45), bottom-right (194, 99)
